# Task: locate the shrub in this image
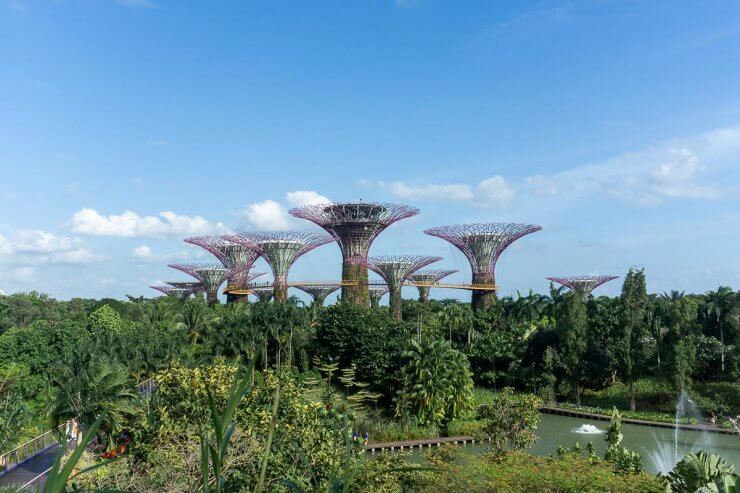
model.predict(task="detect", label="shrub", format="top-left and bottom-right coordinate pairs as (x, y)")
top-left (477, 388), bottom-right (541, 454)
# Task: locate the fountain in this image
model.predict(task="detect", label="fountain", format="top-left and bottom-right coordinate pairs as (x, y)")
top-left (572, 424), bottom-right (605, 434)
top-left (647, 391), bottom-right (715, 474)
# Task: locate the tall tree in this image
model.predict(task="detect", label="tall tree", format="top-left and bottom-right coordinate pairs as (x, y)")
top-left (555, 292), bottom-right (587, 405)
top-left (619, 268), bottom-right (648, 411)
top-left (704, 286), bottom-right (735, 374)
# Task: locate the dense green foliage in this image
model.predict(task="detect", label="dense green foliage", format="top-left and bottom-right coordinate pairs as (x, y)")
top-left (0, 274), bottom-right (737, 490)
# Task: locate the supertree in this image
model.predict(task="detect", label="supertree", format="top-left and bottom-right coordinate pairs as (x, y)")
top-left (249, 286), bottom-right (275, 303)
top-left (167, 263), bottom-right (232, 305)
top-left (424, 223), bottom-right (542, 311)
top-left (293, 283), bottom-right (341, 306)
top-left (149, 285), bottom-right (192, 298)
top-left (369, 285), bottom-right (389, 308)
top-left (165, 281), bottom-right (205, 294)
top-left (546, 275), bottom-right (619, 298)
top-left (184, 236), bottom-right (264, 303)
top-left (408, 269), bottom-right (458, 303)
top-left (226, 231), bottom-right (332, 303)
top-left (290, 202), bottom-right (419, 307)
top-left (353, 255), bottom-right (441, 320)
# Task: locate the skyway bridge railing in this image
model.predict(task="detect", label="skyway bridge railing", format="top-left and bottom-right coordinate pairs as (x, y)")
top-left (226, 280), bottom-right (498, 293)
top-left (0, 377), bottom-right (156, 481)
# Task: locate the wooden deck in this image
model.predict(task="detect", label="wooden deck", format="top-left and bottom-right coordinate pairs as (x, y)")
top-left (540, 406), bottom-right (737, 435)
top-left (364, 435), bottom-right (475, 452)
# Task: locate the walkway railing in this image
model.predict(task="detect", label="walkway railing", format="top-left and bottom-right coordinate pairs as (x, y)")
top-left (0, 423), bottom-right (73, 478)
top-left (0, 377), bottom-right (156, 480)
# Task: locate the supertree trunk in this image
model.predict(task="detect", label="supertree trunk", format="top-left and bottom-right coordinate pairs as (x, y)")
top-left (472, 272), bottom-right (495, 312)
top-left (342, 261), bottom-right (370, 307)
top-left (206, 289), bottom-right (220, 305)
top-left (273, 279), bottom-right (289, 303)
top-left (389, 286), bottom-right (403, 321)
top-left (417, 286), bottom-right (430, 303)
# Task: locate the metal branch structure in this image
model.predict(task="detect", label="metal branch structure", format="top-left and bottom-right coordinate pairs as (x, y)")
top-left (249, 286), bottom-right (275, 303)
top-left (368, 285), bottom-right (389, 308)
top-left (165, 281), bottom-right (205, 294)
top-left (408, 269), bottom-right (459, 303)
top-left (424, 223), bottom-right (541, 311)
top-left (225, 231), bottom-right (332, 303)
top-left (185, 236), bottom-right (262, 303)
top-left (546, 275), bottom-right (619, 298)
top-left (149, 285), bottom-right (193, 298)
top-left (290, 202), bottom-right (419, 307)
top-left (293, 283), bottom-right (341, 306)
top-left (353, 255), bottom-right (441, 320)
top-left (167, 263), bottom-right (232, 305)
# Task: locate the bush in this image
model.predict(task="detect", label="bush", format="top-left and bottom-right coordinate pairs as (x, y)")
top-left (408, 448), bottom-right (665, 492)
top-left (477, 388), bottom-right (541, 454)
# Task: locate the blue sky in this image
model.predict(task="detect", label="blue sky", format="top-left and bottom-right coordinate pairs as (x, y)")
top-left (1, 0), bottom-right (739, 303)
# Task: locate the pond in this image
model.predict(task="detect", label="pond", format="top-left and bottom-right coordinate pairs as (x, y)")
top-left (532, 413), bottom-right (740, 474)
top-left (398, 413), bottom-right (740, 475)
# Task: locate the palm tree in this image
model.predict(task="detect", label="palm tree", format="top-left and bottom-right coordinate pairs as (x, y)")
top-left (704, 286), bottom-right (735, 373)
top-left (175, 300), bottom-right (216, 344)
top-left (47, 351), bottom-right (138, 449)
top-left (661, 290), bottom-right (686, 302)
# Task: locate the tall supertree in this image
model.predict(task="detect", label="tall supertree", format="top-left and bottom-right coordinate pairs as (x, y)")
top-left (546, 275), bottom-right (618, 298)
top-left (149, 285), bottom-right (192, 298)
top-left (424, 223), bottom-right (542, 311)
top-left (249, 286), bottom-right (274, 303)
top-left (185, 236), bottom-right (263, 303)
top-left (408, 269), bottom-right (458, 303)
top-left (167, 263), bottom-right (232, 305)
top-left (293, 283), bottom-right (341, 306)
top-left (353, 255), bottom-right (441, 320)
top-left (226, 231), bottom-right (332, 302)
top-left (369, 285), bottom-right (389, 308)
top-left (290, 202), bottom-right (419, 307)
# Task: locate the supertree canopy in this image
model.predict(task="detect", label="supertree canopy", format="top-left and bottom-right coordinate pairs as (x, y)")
top-left (226, 231), bottom-right (332, 302)
top-left (185, 236), bottom-right (263, 303)
top-left (149, 285), bottom-right (192, 298)
top-left (167, 263), bottom-right (232, 305)
top-left (290, 202), bottom-right (419, 307)
top-left (293, 283), bottom-right (341, 306)
top-left (368, 285), bottom-right (389, 308)
top-left (408, 269), bottom-right (459, 303)
top-left (354, 255), bottom-right (441, 320)
top-left (424, 223), bottom-right (541, 311)
top-left (546, 275), bottom-right (619, 297)
top-left (165, 281), bottom-right (205, 294)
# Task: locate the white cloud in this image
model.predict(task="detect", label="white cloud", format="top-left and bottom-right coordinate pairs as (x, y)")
top-left (0, 235), bottom-right (12, 255)
top-left (49, 248), bottom-right (104, 265)
top-left (523, 128), bottom-right (735, 206)
top-left (11, 230), bottom-right (77, 253)
top-left (238, 190), bottom-right (331, 230)
top-left (285, 191), bottom-right (331, 207)
top-left (387, 182), bottom-right (474, 202)
top-left (476, 176), bottom-right (516, 208)
top-left (377, 176), bottom-right (515, 209)
top-left (133, 245), bottom-right (152, 259)
top-left (70, 208), bottom-right (223, 238)
top-left (239, 200), bottom-right (292, 230)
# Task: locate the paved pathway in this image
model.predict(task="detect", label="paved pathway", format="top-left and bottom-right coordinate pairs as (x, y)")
top-left (0, 443), bottom-right (62, 488)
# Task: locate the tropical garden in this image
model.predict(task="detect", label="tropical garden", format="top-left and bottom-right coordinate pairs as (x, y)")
top-left (0, 270), bottom-right (738, 492)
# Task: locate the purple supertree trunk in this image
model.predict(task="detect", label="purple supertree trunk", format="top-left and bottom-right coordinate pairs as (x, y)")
top-left (289, 202), bottom-right (419, 307)
top-left (424, 223), bottom-right (541, 311)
